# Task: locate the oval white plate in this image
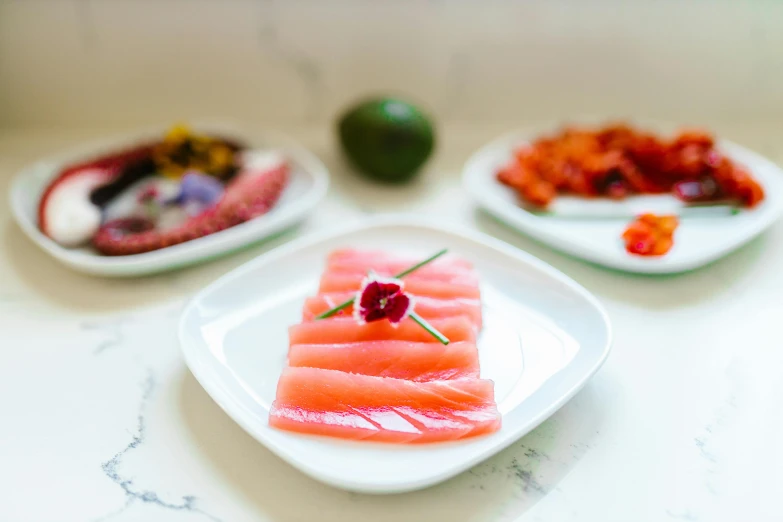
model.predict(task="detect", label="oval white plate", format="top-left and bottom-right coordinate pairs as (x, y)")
top-left (463, 130), bottom-right (783, 273)
top-left (8, 128), bottom-right (329, 277)
top-left (178, 216), bottom-right (612, 493)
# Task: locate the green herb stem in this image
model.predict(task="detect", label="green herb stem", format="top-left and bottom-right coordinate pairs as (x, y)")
top-left (315, 297), bottom-right (354, 319)
top-left (409, 311), bottom-right (450, 345)
top-left (393, 248), bottom-right (448, 278)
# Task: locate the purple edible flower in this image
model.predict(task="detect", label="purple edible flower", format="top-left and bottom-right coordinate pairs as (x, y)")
top-left (353, 275), bottom-right (413, 326)
top-left (169, 171), bottom-right (225, 209)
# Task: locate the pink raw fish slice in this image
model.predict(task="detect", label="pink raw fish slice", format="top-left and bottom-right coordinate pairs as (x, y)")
top-left (270, 367), bottom-right (500, 443)
top-left (288, 316), bottom-right (477, 346)
top-left (319, 274), bottom-right (480, 299)
top-left (324, 267), bottom-right (480, 286)
top-left (288, 340), bottom-right (480, 381)
top-left (327, 249), bottom-right (474, 272)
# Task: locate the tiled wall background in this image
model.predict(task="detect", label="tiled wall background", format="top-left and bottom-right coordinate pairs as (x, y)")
top-left (1, 0), bottom-right (782, 128)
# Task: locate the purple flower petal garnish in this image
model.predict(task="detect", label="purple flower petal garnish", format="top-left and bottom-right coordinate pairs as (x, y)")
top-left (385, 293), bottom-right (412, 325)
top-left (353, 275), bottom-right (414, 326)
top-left (170, 171), bottom-right (225, 208)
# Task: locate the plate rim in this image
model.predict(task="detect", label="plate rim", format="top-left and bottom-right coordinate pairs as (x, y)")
top-left (7, 127), bottom-right (330, 277)
top-left (178, 215), bottom-right (613, 493)
top-left (462, 129), bottom-right (783, 274)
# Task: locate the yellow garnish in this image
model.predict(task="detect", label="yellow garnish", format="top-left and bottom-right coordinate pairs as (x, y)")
top-left (153, 124), bottom-right (237, 180)
top-left (165, 124), bottom-right (192, 143)
top-left (209, 145), bottom-right (234, 172)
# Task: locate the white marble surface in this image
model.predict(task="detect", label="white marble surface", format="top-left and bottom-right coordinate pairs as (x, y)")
top-left (1, 123), bottom-right (782, 522)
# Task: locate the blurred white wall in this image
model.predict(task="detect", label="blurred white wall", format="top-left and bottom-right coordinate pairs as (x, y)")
top-left (1, 0), bottom-right (781, 128)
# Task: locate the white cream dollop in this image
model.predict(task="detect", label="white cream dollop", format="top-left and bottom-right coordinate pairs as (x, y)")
top-left (44, 170), bottom-right (106, 246)
top-left (239, 150), bottom-right (286, 175)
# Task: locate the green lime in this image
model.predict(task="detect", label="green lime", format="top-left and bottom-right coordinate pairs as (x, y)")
top-left (337, 97), bottom-right (435, 183)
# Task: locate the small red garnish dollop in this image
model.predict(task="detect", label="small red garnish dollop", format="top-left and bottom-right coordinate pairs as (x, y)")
top-left (622, 213), bottom-right (679, 256)
top-left (136, 185), bottom-right (160, 204)
top-left (353, 276), bottom-right (413, 326)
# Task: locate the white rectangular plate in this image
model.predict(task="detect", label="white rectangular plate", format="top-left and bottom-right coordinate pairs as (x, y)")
top-left (178, 216), bottom-right (612, 493)
top-left (8, 128), bottom-right (329, 277)
top-left (463, 130), bottom-right (783, 274)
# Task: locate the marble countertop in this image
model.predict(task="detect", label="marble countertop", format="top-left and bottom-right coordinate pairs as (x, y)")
top-left (1, 123), bottom-right (782, 522)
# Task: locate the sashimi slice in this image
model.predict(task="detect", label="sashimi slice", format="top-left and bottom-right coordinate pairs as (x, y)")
top-left (288, 316), bottom-right (476, 346)
top-left (301, 292), bottom-right (483, 328)
top-left (319, 274), bottom-right (480, 299)
top-left (391, 407), bottom-right (474, 442)
top-left (269, 404), bottom-right (381, 441)
top-left (269, 367), bottom-right (501, 443)
top-left (327, 249), bottom-right (474, 273)
top-left (324, 267), bottom-right (480, 286)
top-left (275, 368), bottom-right (495, 414)
top-left (288, 340), bottom-right (480, 381)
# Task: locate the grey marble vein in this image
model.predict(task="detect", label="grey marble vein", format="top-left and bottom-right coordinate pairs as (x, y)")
top-left (507, 457), bottom-right (547, 495)
top-left (82, 318), bottom-right (127, 355)
top-left (466, 440), bottom-right (557, 498)
top-left (95, 371), bottom-right (220, 522)
top-left (693, 437), bottom-right (718, 464)
top-left (522, 445), bottom-right (551, 462)
top-left (666, 509), bottom-right (700, 521)
top-left (693, 393), bottom-right (737, 496)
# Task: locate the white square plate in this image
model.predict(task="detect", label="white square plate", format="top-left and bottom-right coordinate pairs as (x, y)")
top-left (8, 128), bottom-right (329, 277)
top-left (463, 130), bottom-right (783, 273)
top-left (178, 216), bottom-right (612, 493)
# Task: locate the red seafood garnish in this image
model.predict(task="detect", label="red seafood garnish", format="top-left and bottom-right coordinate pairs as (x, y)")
top-left (92, 161), bottom-right (288, 255)
top-left (38, 144), bottom-right (156, 240)
top-left (497, 124), bottom-right (765, 208)
top-left (99, 217), bottom-right (157, 238)
top-left (354, 276), bottom-right (413, 326)
top-left (622, 213), bottom-right (679, 256)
